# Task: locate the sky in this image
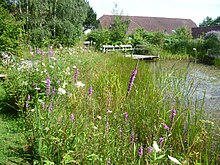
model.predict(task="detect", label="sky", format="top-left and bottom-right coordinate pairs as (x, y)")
top-left (87, 0), bottom-right (220, 26)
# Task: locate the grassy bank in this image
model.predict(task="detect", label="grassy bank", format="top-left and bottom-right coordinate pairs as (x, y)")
top-left (1, 47), bottom-right (220, 164)
top-left (0, 85), bottom-right (30, 164)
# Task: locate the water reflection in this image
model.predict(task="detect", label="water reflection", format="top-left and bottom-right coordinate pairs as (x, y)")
top-left (156, 60), bottom-right (220, 121)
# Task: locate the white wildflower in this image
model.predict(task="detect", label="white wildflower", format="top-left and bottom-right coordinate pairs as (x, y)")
top-left (75, 81), bottom-right (85, 87)
top-left (168, 155), bottom-right (182, 165)
top-left (50, 57), bottom-right (57, 61)
top-left (73, 65), bottom-right (77, 69)
top-left (97, 115), bottom-right (102, 120)
top-left (193, 48), bottom-right (197, 51)
top-left (35, 87), bottom-right (41, 90)
top-left (58, 88), bottom-right (66, 95)
top-left (153, 141), bottom-right (161, 153)
top-left (49, 65), bottom-right (54, 69)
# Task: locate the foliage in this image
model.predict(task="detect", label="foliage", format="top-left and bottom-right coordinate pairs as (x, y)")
top-left (86, 29), bottom-right (111, 49)
top-left (83, 2), bottom-right (99, 31)
top-left (110, 15), bottom-right (130, 45)
top-left (0, 6), bottom-right (23, 53)
top-left (199, 16), bottom-right (220, 27)
top-left (204, 31), bottom-right (220, 51)
top-left (1, 47), bottom-right (220, 164)
top-left (8, 0), bottom-right (88, 47)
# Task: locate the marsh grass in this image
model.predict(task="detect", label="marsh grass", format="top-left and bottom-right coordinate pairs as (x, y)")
top-left (1, 47), bottom-right (220, 164)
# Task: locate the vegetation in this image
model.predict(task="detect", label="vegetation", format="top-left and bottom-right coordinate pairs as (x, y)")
top-left (1, 47), bottom-right (220, 164)
top-left (0, 5), bottom-right (23, 53)
top-left (199, 16), bottom-right (220, 27)
top-left (0, 2), bottom-right (220, 163)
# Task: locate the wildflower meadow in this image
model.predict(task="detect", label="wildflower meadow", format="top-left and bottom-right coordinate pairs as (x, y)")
top-left (1, 46), bottom-right (220, 164)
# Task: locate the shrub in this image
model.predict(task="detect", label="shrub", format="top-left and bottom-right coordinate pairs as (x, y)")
top-left (0, 6), bottom-right (23, 53)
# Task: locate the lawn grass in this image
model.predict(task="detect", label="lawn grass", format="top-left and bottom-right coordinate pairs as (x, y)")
top-left (0, 84), bottom-right (30, 164)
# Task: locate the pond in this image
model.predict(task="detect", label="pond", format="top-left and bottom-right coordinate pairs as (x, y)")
top-left (156, 60), bottom-right (220, 122)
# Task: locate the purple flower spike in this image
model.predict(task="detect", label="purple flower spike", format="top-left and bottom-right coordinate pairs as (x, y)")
top-left (52, 88), bottom-right (56, 95)
top-left (58, 79), bottom-right (61, 86)
top-left (138, 146), bottom-right (143, 157)
top-left (70, 113), bottom-right (74, 121)
top-left (171, 109), bottom-right (177, 126)
top-left (74, 68), bottom-right (78, 83)
top-left (159, 137), bottom-right (164, 146)
top-left (27, 95), bottom-right (31, 101)
top-left (126, 62), bottom-right (138, 97)
top-left (48, 46), bottom-right (54, 57)
top-left (89, 86), bottom-right (92, 96)
top-left (124, 112), bottom-right (128, 120)
top-left (164, 123), bottom-right (169, 130)
top-left (49, 103), bottom-right (52, 112)
top-left (147, 146), bottom-right (153, 154)
top-left (107, 158), bottom-right (111, 165)
top-left (131, 132), bottom-right (135, 144)
top-left (46, 76), bottom-right (51, 96)
top-left (26, 102), bottom-right (28, 109)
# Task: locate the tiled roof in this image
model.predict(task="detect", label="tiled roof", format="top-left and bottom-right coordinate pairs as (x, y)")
top-left (99, 15), bottom-right (197, 34)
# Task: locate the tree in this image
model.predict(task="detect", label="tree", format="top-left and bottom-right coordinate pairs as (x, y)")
top-left (110, 3), bottom-right (129, 45)
top-left (212, 16), bottom-right (220, 25)
top-left (83, 2), bottom-right (99, 30)
top-left (0, 5), bottom-right (23, 52)
top-left (12, 0), bottom-right (88, 46)
top-left (199, 16), bottom-right (220, 27)
top-left (199, 16), bottom-right (213, 27)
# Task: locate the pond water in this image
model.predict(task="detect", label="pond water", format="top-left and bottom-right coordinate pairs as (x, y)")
top-left (156, 60), bottom-right (220, 122)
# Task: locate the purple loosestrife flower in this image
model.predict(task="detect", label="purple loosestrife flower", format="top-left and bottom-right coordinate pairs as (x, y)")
top-left (107, 158), bottom-right (111, 165)
top-left (36, 48), bottom-right (41, 54)
top-left (131, 132), bottom-right (135, 144)
top-left (57, 79), bottom-right (61, 86)
top-left (126, 62), bottom-right (138, 97)
top-left (27, 95), bottom-right (31, 101)
top-left (147, 146), bottom-right (153, 154)
top-left (48, 46), bottom-right (54, 57)
top-left (46, 76), bottom-right (51, 96)
top-left (164, 123), bottom-right (169, 130)
top-left (49, 103), bottom-right (52, 112)
top-left (25, 102), bottom-right (28, 109)
top-left (89, 86), bottom-right (92, 96)
top-left (171, 109), bottom-right (177, 129)
top-left (52, 88), bottom-right (56, 95)
top-left (159, 137), bottom-right (164, 146)
top-left (124, 112), bottom-right (128, 119)
top-left (74, 68), bottom-right (79, 83)
top-left (70, 113), bottom-right (74, 121)
top-left (138, 146), bottom-right (143, 157)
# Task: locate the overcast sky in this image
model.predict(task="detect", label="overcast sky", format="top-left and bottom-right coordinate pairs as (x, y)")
top-left (87, 0), bottom-right (220, 26)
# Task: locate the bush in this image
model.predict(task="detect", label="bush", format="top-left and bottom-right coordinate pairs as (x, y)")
top-left (0, 6), bottom-right (23, 53)
top-left (203, 31), bottom-right (220, 51)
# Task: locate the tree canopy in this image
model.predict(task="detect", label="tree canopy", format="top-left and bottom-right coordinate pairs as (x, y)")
top-left (1, 0), bottom-right (99, 47)
top-left (199, 16), bottom-right (220, 27)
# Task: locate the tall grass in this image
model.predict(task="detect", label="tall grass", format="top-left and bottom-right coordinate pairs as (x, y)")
top-left (2, 47), bottom-right (220, 164)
